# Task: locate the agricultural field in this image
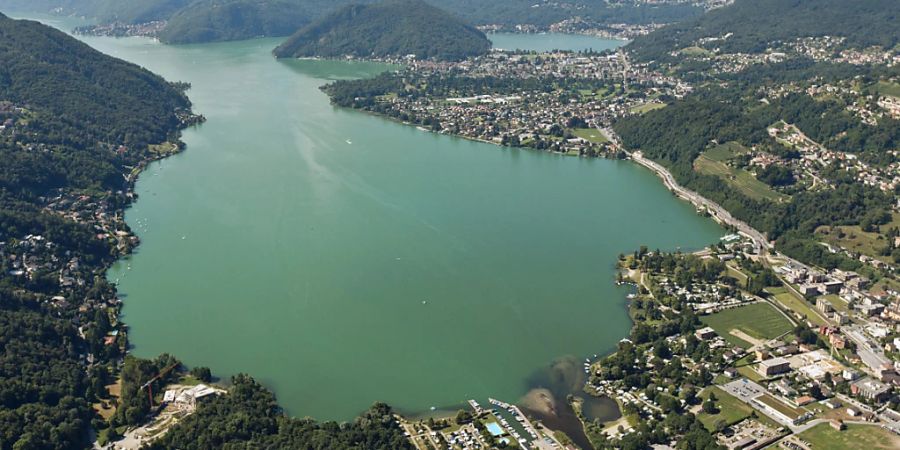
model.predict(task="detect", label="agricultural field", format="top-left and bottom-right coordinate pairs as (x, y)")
top-left (693, 142), bottom-right (789, 202)
top-left (796, 423), bottom-right (900, 450)
top-left (766, 287), bottom-right (827, 326)
top-left (572, 127), bottom-right (609, 143)
top-left (700, 302), bottom-right (794, 348)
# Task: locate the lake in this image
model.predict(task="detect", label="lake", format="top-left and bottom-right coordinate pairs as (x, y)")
top-left (488, 32), bottom-right (626, 53)
top-left (14, 15), bottom-right (721, 424)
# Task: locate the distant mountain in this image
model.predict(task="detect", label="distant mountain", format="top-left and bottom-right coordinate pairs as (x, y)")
top-left (627, 0), bottom-right (900, 63)
top-left (273, 0), bottom-right (491, 61)
top-left (157, 0), bottom-right (369, 44)
top-left (0, 0), bottom-right (705, 45)
top-left (159, 0), bottom-right (305, 44)
top-left (0, 0), bottom-right (193, 23)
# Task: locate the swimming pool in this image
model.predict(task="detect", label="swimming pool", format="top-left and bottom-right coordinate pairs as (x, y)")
top-left (485, 421), bottom-right (504, 437)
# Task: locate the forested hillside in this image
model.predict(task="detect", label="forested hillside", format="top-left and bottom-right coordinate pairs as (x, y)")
top-left (614, 0), bottom-right (900, 272)
top-left (0, 12), bottom-right (193, 449)
top-left (146, 375), bottom-right (412, 449)
top-left (157, 0), bottom-right (365, 44)
top-left (628, 0), bottom-right (900, 63)
top-left (273, 0), bottom-right (491, 61)
top-left (159, 0), bottom-right (307, 44)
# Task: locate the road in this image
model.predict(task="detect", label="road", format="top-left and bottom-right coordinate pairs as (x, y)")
top-left (844, 325), bottom-right (891, 373)
top-left (597, 126), bottom-right (771, 252)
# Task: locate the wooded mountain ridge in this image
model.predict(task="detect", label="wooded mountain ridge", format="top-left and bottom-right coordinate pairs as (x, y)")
top-left (0, 0), bottom-right (705, 44)
top-left (273, 0), bottom-right (491, 61)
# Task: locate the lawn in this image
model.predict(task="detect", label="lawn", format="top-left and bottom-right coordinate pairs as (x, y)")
top-left (693, 144), bottom-right (788, 202)
top-left (821, 294), bottom-right (849, 313)
top-left (697, 387), bottom-right (754, 431)
top-left (701, 302), bottom-right (794, 348)
top-left (572, 127), bottom-right (609, 143)
top-left (766, 287), bottom-right (826, 326)
top-left (737, 365), bottom-right (765, 382)
top-left (797, 423), bottom-right (900, 450)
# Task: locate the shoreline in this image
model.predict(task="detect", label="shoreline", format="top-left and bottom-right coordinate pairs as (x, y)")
top-left (118, 48), bottom-right (715, 445)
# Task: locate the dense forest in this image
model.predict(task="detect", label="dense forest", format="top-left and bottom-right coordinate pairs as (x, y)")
top-left (147, 375), bottom-right (412, 449)
top-left (273, 0), bottom-right (491, 61)
top-left (628, 0), bottom-right (900, 63)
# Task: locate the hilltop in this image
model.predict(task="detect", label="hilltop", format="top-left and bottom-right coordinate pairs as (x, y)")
top-left (273, 0), bottom-right (490, 61)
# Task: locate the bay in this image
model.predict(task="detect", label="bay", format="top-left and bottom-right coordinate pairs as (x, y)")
top-left (12, 15), bottom-right (721, 422)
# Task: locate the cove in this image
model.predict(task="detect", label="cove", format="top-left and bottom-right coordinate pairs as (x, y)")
top-left (21, 16), bottom-right (723, 422)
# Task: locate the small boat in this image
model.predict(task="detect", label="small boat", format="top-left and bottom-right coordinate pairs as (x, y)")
top-left (346, 139), bottom-right (353, 145)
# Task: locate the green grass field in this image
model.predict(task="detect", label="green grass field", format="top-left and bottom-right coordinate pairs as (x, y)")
top-left (874, 81), bottom-right (900, 99)
top-left (572, 128), bottom-right (609, 143)
top-left (726, 262), bottom-right (750, 284)
top-left (766, 287), bottom-right (827, 326)
top-left (815, 212), bottom-right (900, 264)
top-left (629, 102), bottom-right (666, 115)
top-left (703, 142), bottom-right (751, 162)
top-left (697, 387), bottom-right (754, 431)
top-left (797, 423), bottom-right (900, 450)
top-left (679, 46), bottom-right (713, 57)
top-left (821, 294), bottom-right (849, 313)
top-left (693, 143), bottom-right (788, 202)
top-left (701, 302), bottom-right (794, 348)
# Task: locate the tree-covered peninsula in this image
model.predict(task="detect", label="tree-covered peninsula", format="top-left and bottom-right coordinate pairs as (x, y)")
top-left (273, 0), bottom-right (492, 61)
